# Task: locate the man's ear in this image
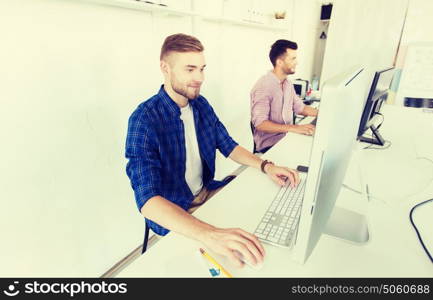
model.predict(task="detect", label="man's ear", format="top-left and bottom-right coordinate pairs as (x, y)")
top-left (160, 60), bottom-right (169, 75)
top-left (275, 57), bottom-right (283, 68)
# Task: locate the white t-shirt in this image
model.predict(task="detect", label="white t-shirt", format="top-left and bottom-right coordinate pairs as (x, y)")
top-left (180, 104), bottom-right (203, 196)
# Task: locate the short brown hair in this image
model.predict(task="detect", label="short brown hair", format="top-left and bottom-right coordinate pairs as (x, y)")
top-left (160, 33), bottom-right (204, 60)
top-left (269, 39), bottom-right (298, 67)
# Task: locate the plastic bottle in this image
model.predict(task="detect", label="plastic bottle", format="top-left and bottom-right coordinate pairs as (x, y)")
top-left (311, 75), bottom-right (319, 91)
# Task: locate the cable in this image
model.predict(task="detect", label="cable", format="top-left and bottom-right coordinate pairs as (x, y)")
top-left (360, 112), bottom-right (388, 150)
top-left (361, 112), bottom-right (387, 150)
top-left (409, 198), bottom-right (433, 263)
top-left (365, 138), bottom-right (433, 204)
top-left (342, 183), bottom-right (362, 195)
top-left (362, 139), bottom-right (392, 150)
top-left (398, 139), bottom-right (433, 201)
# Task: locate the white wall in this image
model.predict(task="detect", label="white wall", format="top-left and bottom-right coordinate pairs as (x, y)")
top-left (291, 0), bottom-right (322, 82)
top-left (1, 0), bottom-right (313, 276)
top-left (393, 0), bottom-right (433, 105)
top-left (400, 0), bottom-right (433, 45)
top-left (320, 0), bottom-right (407, 87)
top-left (0, 0), bottom-right (191, 277)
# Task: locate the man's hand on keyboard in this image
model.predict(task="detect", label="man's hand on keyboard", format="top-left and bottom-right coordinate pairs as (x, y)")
top-left (200, 227), bottom-right (266, 268)
top-left (289, 124), bottom-right (315, 136)
top-left (264, 164), bottom-right (300, 188)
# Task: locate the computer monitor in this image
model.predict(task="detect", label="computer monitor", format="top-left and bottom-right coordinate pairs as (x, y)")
top-left (292, 66), bottom-right (370, 264)
top-left (357, 67), bottom-right (395, 145)
top-left (293, 83), bottom-right (303, 97)
top-left (293, 79), bottom-right (308, 99)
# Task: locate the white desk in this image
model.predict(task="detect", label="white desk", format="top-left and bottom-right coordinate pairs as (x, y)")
top-left (117, 105), bottom-right (433, 277)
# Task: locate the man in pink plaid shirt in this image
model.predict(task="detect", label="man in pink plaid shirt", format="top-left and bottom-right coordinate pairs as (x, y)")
top-left (250, 40), bottom-right (318, 153)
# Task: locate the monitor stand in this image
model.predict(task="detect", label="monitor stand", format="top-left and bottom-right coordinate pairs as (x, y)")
top-left (359, 124), bottom-right (385, 146)
top-left (323, 146), bottom-right (370, 244)
top-left (323, 206), bottom-right (369, 244)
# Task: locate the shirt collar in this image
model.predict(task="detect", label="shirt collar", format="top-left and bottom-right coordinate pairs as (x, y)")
top-left (157, 84), bottom-right (202, 117)
top-left (157, 85), bottom-right (181, 117)
top-left (268, 70), bottom-right (287, 86)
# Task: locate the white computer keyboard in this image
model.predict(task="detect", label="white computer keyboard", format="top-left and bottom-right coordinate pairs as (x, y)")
top-left (253, 177), bottom-right (306, 248)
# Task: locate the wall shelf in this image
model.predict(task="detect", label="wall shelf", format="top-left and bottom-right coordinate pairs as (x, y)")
top-left (82, 0), bottom-right (288, 31)
top-left (202, 15), bottom-right (288, 31)
top-left (83, 0), bottom-right (198, 17)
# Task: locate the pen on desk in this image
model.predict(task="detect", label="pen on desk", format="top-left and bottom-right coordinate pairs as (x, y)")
top-left (199, 248), bottom-right (233, 278)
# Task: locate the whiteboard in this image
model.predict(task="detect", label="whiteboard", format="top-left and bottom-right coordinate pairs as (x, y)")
top-left (395, 43), bottom-right (433, 106)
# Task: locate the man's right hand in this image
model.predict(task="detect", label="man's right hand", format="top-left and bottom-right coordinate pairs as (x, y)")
top-left (287, 124), bottom-right (315, 136)
top-left (199, 227), bottom-right (266, 268)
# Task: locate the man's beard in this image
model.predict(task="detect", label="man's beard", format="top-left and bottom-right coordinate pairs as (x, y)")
top-left (171, 78), bottom-right (200, 100)
top-left (283, 66), bottom-right (295, 75)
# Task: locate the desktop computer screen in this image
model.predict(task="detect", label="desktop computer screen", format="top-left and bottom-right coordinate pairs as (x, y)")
top-left (291, 66), bottom-right (369, 264)
top-left (357, 67), bottom-right (395, 145)
top-left (293, 79), bottom-right (308, 99)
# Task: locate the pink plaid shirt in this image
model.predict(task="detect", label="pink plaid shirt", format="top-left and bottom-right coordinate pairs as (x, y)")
top-left (250, 71), bottom-right (305, 152)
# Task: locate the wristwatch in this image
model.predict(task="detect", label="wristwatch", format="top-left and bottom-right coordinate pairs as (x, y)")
top-left (260, 160), bottom-right (274, 174)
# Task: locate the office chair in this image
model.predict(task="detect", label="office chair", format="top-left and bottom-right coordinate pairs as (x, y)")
top-left (142, 223), bottom-right (150, 254)
top-left (250, 121), bottom-right (258, 154)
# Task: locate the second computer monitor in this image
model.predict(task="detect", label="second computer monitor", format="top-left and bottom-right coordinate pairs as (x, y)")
top-left (357, 67), bottom-right (395, 145)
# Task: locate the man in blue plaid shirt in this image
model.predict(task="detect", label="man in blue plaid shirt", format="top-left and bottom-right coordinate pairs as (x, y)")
top-left (125, 33), bottom-right (299, 268)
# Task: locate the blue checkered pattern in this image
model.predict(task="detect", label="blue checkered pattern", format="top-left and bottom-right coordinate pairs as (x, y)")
top-left (125, 85), bottom-right (238, 236)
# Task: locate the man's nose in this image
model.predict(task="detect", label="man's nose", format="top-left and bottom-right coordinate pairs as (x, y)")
top-left (193, 74), bottom-right (203, 85)
top-left (195, 68), bottom-right (205, 80)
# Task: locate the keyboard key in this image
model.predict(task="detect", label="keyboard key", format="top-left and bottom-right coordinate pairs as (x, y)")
top-left (255, 233), bottom-right (267, 239)
top-left (253, 177), bottom-right (305, 247)
top-left (268, 236), bottom-right (280, 243)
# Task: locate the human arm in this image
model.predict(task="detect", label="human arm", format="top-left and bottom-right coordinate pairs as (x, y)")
top-left (140, 196), bottom-right (265, 268)
top-left (255, 120), bottom-right (315, 136)
top-left (129, 160), bottom-right (264, 268)
top-left (299, 105), bottom-right (318, 117)
top-left (228, 145), bottom-right (300, 188)
top-left (212, 99), bottom-right (300, 187)
top-left (126, 109), bottom-right (264, 268)
top-left (252, 86), bottom-right (315, 135)
top-left (253, 115), bottom-right (315, 135)
top-left (288, 87), bottom-right (317, 135)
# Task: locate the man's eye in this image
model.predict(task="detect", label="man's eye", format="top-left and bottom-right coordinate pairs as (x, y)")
top-left (187, 69), bottom-right (194, 72)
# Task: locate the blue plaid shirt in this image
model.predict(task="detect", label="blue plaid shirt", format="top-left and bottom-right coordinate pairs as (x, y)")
top-left (125, 85), bottom-right (238, 236)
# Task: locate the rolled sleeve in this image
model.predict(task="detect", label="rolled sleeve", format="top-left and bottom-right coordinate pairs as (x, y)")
top-left (251, 89), bottom-right (271, 128)
top-left (215, 119), bottom-right (238, 157)
top-left (125, 113), bottom-right (162, 212)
